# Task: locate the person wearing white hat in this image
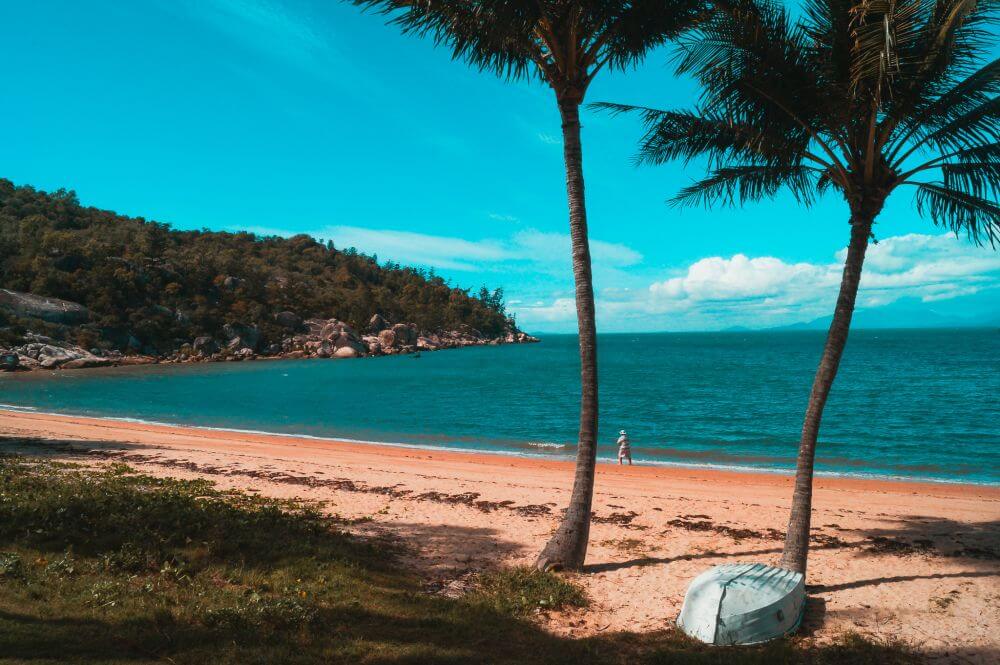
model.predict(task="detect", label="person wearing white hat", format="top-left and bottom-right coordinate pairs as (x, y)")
top-left (617, 429), bottom-right (632, 465)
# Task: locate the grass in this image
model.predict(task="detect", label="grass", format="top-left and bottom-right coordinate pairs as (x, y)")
top-left (468, 566), bottom-right (588, 616)
top-left (0, 454), bottom-right (919, 664)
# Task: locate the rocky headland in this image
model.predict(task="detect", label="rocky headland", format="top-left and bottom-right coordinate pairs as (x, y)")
top-left (0, 290), bottom-right (537, 372)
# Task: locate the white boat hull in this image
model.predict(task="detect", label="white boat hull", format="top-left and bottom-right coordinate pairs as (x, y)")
top-left (677, 563), bottom-right (805, 645)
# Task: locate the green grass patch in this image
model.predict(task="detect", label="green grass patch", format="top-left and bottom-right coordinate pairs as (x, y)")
top-left (468, 566), bottom-right (588, 616)
top-left (0, 453), bottom-right (919, 664)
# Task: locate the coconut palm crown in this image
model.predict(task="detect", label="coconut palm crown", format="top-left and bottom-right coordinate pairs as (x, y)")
top-left (351, 0), bottom-right (703, 571)
top-left (598, 0), bottom-right (998, 575)
top-left (352, 2), bottom-right (703, 102)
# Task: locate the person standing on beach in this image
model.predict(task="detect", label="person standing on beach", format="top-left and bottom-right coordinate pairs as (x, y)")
top-left (617, 430), bottom-right (632, 466)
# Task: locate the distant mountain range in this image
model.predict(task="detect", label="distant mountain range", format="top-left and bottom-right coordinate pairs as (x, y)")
top-left (766, 304), bottom-right (999, 331)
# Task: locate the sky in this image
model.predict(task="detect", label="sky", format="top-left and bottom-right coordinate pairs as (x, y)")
top-left (2, 0), bottom-right (998, 333)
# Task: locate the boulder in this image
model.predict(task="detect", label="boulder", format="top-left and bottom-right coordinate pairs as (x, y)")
top-left (334, 346), bottom-right (360, 359)
top-left (222, 275), bottom-right (244, 291)
top-left (378, 329), bottom-right (396, 348)
top-left (0, 289), bottom-right (90, 325)
top-left (320, 322), bottom-right (344, 341)
top-left (61, 357), bottom-right (113, 369)
top-left (0, 352), bottom-right (19, 371)
top-left (193, 336), bottom-right (219, 355)
top-left (456, 324), bottom-right (484, 340)
top-left (391, 323), bottom-right (418, 346)
top-left (368, 313), bottom-right (389, 334)
top-left (19, 342), bottom-right (112, 370)
top-left (417, 336), bottom-right (439, 350)
top-left (332, 328), bottom-right (360, 346)
top-left (15, 354), bottom-right (38, 369)
top-left (36, 345), bottom-right (79, 368)
top-left (303, 318), bottom-right (327, 336)
top-left (274, 311), bottom-right (302, 330)
top-left (222, 323), bottom-right (260, 351)
top-left (117, 355), bottom-right (157, 366)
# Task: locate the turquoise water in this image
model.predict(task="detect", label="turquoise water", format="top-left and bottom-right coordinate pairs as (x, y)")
top-left (1, 329), bottom-right (997, 485)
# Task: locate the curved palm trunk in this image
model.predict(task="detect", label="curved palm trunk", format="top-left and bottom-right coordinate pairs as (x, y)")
top-left (536, 98), bottom-right (600, 572)
top-left (780, 215), bottom-right (875, 575)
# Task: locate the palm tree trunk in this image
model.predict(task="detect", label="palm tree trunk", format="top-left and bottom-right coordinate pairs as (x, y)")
top-left (779, 215), bottom-right (874, 575)
top-left (536, 97), bottom-right (600, 572)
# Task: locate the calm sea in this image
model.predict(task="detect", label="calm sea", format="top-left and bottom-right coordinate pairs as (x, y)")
top-left (1, 329), bottom-right (997, 485)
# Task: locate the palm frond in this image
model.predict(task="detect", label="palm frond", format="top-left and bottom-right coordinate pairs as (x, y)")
top-left (670, 164), bottom-right (820, 208)
top-left (847, 0), bottom-right (926, 93)
top-left (940, 160), bottom-right (1000, 198)
top-left (590, 102), bottom-right (811, 167)
top-left (584, 0), bottom-right (704, 72)
top-left (674, 0), bottom-right (850, 172)
top-left (354, 1), bottom-right (705, 92)
top-left (887, 55), bottom-right (1000, 160)
top-left (352, 1), bottom-right (540, 81)
top-left (919, 94), bottom-right (1000, 153)
top-left (913, 181), bottom-right (1000, 246)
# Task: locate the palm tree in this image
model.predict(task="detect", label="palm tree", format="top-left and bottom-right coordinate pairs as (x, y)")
top-left (599, 0), bottom-right (998, 575)
top-left (352, 1), bottom-right (702, 571)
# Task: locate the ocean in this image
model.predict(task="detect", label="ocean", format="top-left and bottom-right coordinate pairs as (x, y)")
top-left (1, 328), bottom-right (997, 485)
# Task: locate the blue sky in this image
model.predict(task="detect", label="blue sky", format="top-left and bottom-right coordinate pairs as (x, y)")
top-left (3, 0), bottom-right (998, 332)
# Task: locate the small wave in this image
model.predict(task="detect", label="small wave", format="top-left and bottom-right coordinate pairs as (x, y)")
top-left (0, 405), bottom-right (995, 487)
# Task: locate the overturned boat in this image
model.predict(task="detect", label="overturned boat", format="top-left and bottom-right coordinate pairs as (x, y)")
top-left (677, 563), bottom-right (805, 645)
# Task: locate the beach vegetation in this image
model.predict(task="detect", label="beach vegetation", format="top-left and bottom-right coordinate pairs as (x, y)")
top-left (0, 453), bottom-right (920, 664)
top-left (600, 0), bottom-right (999, 576)
top-left (468, 566), bottom-right (589, 616)
top-left (351, 0), bottom-right (705, 574)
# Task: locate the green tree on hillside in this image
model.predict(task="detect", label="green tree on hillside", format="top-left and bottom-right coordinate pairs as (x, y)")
top-left (0, 179), bottom-right (516, 352)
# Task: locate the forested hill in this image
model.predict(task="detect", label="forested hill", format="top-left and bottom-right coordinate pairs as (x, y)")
top-left (0, 179), bottom-right (519, 355)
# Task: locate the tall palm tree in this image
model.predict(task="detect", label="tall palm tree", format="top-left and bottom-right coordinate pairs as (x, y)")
top-left (352, 1), bottom-right (702, 570)
top-left (599, 0), bottom-right (998, 575)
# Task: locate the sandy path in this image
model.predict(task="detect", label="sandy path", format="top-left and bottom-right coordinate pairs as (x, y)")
top-left (1, 409), bottom-right (997, 663)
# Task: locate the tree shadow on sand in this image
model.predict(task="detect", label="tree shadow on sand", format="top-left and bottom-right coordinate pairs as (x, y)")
top-left (585, 512), bottom-right (999, 576)
top-left (808, 570), bottom-right (997, 593)
top-left (849, 515), bottom-right (1000, 564)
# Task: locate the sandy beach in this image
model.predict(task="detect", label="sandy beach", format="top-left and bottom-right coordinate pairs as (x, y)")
top-left (1, 408), bottom-right (997, 663)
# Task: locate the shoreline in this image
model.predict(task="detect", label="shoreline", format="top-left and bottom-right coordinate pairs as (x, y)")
top-left (1, 407), bottom-right (996, 497)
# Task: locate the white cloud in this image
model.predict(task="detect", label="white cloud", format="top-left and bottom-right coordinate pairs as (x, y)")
top-left (649, 255), bottom-right (834, 302)
top-left (521, 298), bottom-right (577, 323)
top-left (537, 132), bottom-right (561, 145)
top-left (515, 233), bottom-right (1000, 331)
top-left (239, 224), bottom-right (644, 274)
top-left (512, 230), bottom-right (643, 269)
top-left (324, 227), bottom-right (512, 271)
